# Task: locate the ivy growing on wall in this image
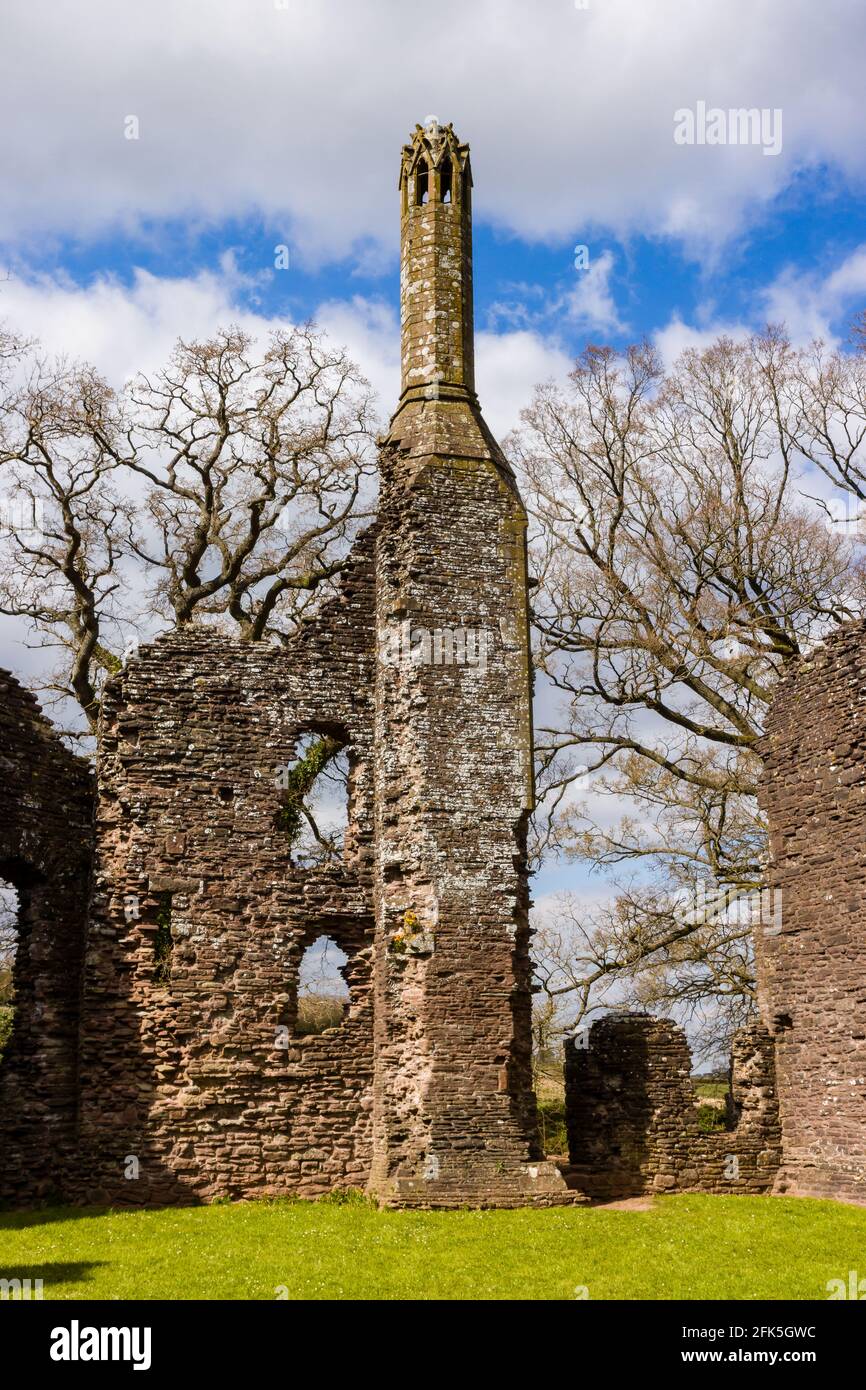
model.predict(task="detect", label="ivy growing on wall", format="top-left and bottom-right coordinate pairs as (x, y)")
top-left (275, 734), bottom-right (347, 866)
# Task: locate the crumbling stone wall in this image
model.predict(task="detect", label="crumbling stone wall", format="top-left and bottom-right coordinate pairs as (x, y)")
top-left (0, 671), bottom-right (93, 1202)
top-left (564, 1014), bottom-right (780, 1199)
top-left (0, 121), bottom-right (571, 1211)
top-left (758, 622), bottom-right (866, 1203)
top-left (72, 536), bottom-right (377, 1204)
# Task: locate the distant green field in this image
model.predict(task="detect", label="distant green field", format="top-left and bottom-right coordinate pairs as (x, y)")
top-left (694, 1079), bottom-right (730, 1100)
top-left (0, 1193), bottom-right (862, 1300)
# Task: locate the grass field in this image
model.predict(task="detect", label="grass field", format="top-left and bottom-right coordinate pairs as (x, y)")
top-left (1, 1193), bottom-right (863, 1300)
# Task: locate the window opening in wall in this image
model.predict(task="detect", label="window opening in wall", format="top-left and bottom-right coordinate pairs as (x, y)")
top-left (296, 934), bottom-right (350, 1035)
top-left (154, 891), bottom-right (173, 984)
top-left (275, 732), bottom-right (349, 868)
top-left (0, 879), bottom-right (20, 1063)
top-left (440, 157), bottom-right (452, 203)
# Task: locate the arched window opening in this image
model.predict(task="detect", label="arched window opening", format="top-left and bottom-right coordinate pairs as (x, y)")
top-left (296, 934), bottom-right (350, 1035)
top-left (275, 731), bottom-right (349, 869)
top-left (440, 158), bottom-right (452, 203)
top-left (415, 160), bottom-right (429, 205)
top-left (0, 879), bottom-right (20, 1064)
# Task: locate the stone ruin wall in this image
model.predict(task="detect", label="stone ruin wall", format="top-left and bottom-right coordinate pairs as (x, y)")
top-left (564, 1014), bottom-right (781, 1200)
top-left (0, 118), bottom-right (570, 1210)
top-left (561, 618), bottom-right (866, 1209)
top-left (0, 671), bottom-right (93, 1202)
top-left (0, 452), bottom-right (566, 1210)
top-left (758, 621), bottom-right (866, 1203)
top-left (362, 116), bottom-right (566, 1207)
top-left (72, 534), bottom-right (378, 1204)
top-left (6, 119), bottom-right (866, 1212)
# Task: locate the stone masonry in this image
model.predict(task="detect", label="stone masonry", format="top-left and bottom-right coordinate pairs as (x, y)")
top-left (0, 120), bottom-right (567, 1208)
top-left (368, 119), bottom-right (563, 1205)
top-left (758, 621), bottom-right (866, 1203)
top-left (4, 121), bottom-right (866, 1212)
top-left (72, 536), bottom-right (377, 1205)
top-left (0, 672), bottom-right (93, 1203)
top-left (564, 1015), bottom-right (781, 1200)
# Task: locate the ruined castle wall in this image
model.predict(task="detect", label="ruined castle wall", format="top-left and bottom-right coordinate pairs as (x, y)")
top-left (72, 536), bottom-right (377, 1204)
top-left (758, 622), bottom-right (866, 1203)
top-left (0, 671), bottom-right (93, 1203)
top-left (564, 1014), bottom-right (780, 1199)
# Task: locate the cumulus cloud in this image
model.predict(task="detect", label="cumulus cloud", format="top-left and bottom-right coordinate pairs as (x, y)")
top-left (0, 264), bottom-right (571, 440)
top-left (0, 262), bottom-right (281, 383)
top-left (653, 242), bottom-right (866, 365)
top-left (2, 0), bottom-right (865, 262)
top-left (652, 313), bottom-right (750, 369)
top-left (561, 250), bottom-right (625, 334)
top-left (759, 244), bottom-right (866, 343)
top-left (475, 329), bottom-right (573, 439)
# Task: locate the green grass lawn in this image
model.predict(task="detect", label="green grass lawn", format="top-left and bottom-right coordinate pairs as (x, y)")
top-left (1, 1193), bottom-right (864, 1300)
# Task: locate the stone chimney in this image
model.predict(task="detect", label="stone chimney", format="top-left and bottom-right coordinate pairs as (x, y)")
top-left (366, 122), bottom-right (568, 1206)
top-left (397, 115), bottom-right (475, 400)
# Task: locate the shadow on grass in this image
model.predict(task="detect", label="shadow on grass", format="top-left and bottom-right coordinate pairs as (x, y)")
top-left (0, 1261), bottom-right (105, 1293)
top-left (0, 1205), bottom-right (125, 1231)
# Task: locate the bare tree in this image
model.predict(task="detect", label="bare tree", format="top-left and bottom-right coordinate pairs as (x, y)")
top-left (512, 329), bottom-right (866, 1039)
top-left (784, 334), bottom-right (866, 503)
top-left (114, 325), bottom-right (377, 639)
top-left (0, 346), bottom-right (133, 728)
top-left (533, 886), bottom-right (756, 1062)
top-left (0, 325), bottom-right (379, 729)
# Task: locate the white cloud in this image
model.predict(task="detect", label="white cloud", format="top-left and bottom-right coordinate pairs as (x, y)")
top-left (653, 242), bottom-right (866, 364)
top-left (475, 330), bottom-right (572, 440)
top-left (0, 265), bottom-right (570, 444)
top-left (653, 313), bottom-right (750, 370)
top-left (561, 251), bottom-right (625, 334)
top-left (0, 264), bottom-right (281, 383)
top-left (2, 0), bottom-right (865, 262)
top-left (760, 244), bottom-right (866, 343)
top-left (315, 294), bottom-right (400, 420)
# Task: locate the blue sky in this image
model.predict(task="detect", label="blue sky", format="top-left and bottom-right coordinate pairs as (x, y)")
top-left (2, 0), bottom-right (866, 920)
top-left (12, 160), bottom-right (866, 367)
top-left (3, 1), bottom-right (866, 429)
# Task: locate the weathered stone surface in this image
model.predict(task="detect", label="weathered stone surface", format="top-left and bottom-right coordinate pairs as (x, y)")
top-left (0, 670), bottom-right (93, 1202)
top-left (368, 119), bottom-right (565, 1206)
top-left (564, 1014), bottom-right (781, 1199)
top-left (758, 622), bottom-right (866, 1203)
top-left (0, 121), bottom-right (567, 1209)
top-left (71, 532), bottom-right (377, 1205)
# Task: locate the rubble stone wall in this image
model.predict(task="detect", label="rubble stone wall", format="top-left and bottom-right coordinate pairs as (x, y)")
top-left (0, 121), bottom-right (570, 1212)
top-left (564, 1014), bottom-right (781, 1199)
top-left (71, 535), bottom-right (378, 1204)
top-left (0, 671), bottom-right (93, 1202)
top-left (758, 622), bottom-right (866, 1203)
